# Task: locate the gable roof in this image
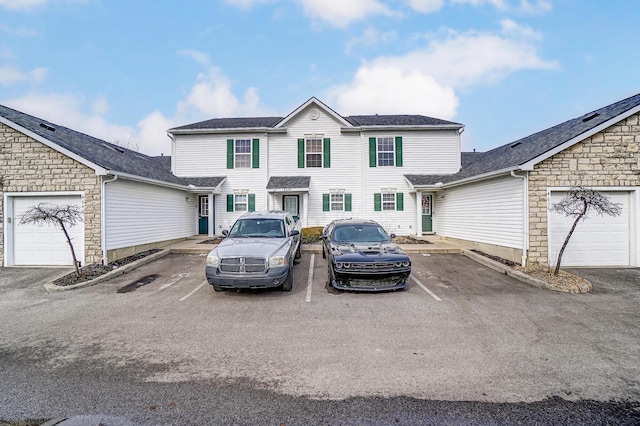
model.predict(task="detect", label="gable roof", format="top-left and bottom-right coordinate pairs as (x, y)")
top-left (406, 92), bottom-right (640, 188)
top-left (0, 104), bottom-right (224, 190)
top-left (168, 96), bottom-right (463, 133)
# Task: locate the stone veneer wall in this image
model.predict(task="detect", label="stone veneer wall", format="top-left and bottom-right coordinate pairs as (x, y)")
top-left (0, 123), bottom-right (102, 266)
top-left (527, 112), bottom-right (640, 265)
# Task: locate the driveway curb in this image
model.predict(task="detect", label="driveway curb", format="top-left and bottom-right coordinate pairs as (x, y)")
top-left (462, 249), bottom-right (592, 293)
top-left (43, 249), bottom-right (171, 292)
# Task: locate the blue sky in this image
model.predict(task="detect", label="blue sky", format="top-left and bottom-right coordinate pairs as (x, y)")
top-left (1, 0), bottom-right (638, 156)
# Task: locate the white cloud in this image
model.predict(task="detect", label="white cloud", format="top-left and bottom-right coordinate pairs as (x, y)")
top-left (0, 0), bottom-right (49, 10)
top-left (450, 0), bottom-right (507, 9)
top-left (345, 27), bottom-right (397, 54)
top-left (222, 0), bottom-right (275, 9)
top-left (2, 60), bottom-right (268, 156)
top-left (328, 64), bottom-right (458, 118)
top-left (328, 20), bottom-right (557, 119)
top-left (407, 0), bottom-right (444, 13)
top-left (294, 0), bottom-right (396, 28)
top-left (518, 0), bottom-right (552, 14)
top-left (178, 49), bottom-right (211, 66)
top-left (0, 47), bottom-right (15, 59)
top-left (0, 66), bottom-right (47, 85)
top-left (0, 24), bottom-right (39, 37)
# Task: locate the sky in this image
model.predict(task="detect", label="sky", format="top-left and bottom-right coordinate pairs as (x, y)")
top-left (0, 0), bottom-right (638, 156)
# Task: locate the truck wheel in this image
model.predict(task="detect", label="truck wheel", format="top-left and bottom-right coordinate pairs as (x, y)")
top-left (295, 243), bottom-right (302, 260)
top-left (281, 269), bottom-right (293, 292)
top-left (322, 245), bottom-right (326, 259)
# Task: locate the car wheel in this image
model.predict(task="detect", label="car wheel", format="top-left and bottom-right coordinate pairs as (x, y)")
top-left (281, 268), bottom-right (293, 292)
top-left (295, 242), bottom-right (302, 260)
top-left (213, 286), bottom-right (224, 292)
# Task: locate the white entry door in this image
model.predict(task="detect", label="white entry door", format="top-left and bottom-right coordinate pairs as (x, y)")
top-left (12, 195), bottom-right (84, 266)
top-left (548, 191), bottom-right (630, 266)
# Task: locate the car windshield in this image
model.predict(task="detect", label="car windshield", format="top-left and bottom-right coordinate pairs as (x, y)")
top-left (332, 224), bottom-right (389, 243)
top-left (229, 218), bottom-right (285, 238)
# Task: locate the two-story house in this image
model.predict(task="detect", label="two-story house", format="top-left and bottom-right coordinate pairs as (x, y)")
top-left (168, 97), bottom-right (464, 237)
top-left (2, 93), bottom-right (638, 269)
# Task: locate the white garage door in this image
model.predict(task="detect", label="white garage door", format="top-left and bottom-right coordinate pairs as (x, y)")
top-left (548, 191), bottom-right (630, 266)
top-left (12, 195), bottom-right (84, 266)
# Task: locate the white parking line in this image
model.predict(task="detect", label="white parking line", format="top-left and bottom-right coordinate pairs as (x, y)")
top-left (305, 254), bottom-right (315, 303)
top-left (180, 281), bottom-right (207, 302)
top-left (410, 275), bottom-right (442, 301)
top-left (156, 273), bottom-right (190, 292)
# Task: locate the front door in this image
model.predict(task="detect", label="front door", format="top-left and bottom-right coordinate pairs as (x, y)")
top-left (283, 195), bottom-right (300, 221)
top-left (422, 194), bottom-right (433, 233)
top-left (198, 195), bottom-right (209, 234)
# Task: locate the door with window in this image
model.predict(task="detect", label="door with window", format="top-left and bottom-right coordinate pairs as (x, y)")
top-left (422, 194), bottom-right (433, 233)
top-left (199, 195), bottom-right (209, 234)
top-left (283, 195), bottom-right (299, 221)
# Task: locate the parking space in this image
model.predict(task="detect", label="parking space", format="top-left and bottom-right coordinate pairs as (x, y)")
top-left (1, 253), bottom-right (638, 404)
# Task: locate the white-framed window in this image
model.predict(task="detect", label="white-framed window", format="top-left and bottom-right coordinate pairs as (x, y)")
top-left (331, 193), bottom-right (344, 211)
top-left (234, 194), bottom-right (248, 211)
top-left (200, 196), bottom-right (209, 216)
top-left (382, 193), bottom-right (396, 211)
top-left (235, 139), bottom-right (252, 168)
top-left (377, 137), bottom-right (395, 167)
top-left (305, 138), bottom-right (323, 168)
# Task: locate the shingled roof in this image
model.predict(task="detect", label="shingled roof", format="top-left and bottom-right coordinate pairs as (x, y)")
top-left (0, 104), bottom-right (225, 189)
top-left (169, 112), bottom-right (462, 132)
top-left (406, 92), bottom-right (640, 187)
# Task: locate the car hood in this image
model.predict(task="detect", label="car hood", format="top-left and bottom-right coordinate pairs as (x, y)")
top-left (216, 237), bottom-right (289, 258)
top-left (330, 241), bottom-right (406, 256)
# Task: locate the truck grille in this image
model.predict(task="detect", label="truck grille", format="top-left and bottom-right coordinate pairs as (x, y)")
top-left (220, 257), bottom-right (267, 273)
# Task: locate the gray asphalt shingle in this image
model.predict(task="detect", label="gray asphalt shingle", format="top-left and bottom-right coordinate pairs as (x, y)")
top-left (405, 92), bottom-right (640, 186)
top-left (266, 176), bottom-right (311, 189)
top-left (0, 104), bottom-right (225, 189)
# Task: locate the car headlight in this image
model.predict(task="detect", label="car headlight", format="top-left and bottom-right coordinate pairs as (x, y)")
top-left (395, 262), bottom-right (402, 268)
top-left (269, 256), bottom-right (287, 267)
top-left (206, 253), bottom-right (220, 267)
top-left (402, 261), bottom-right (411, 267)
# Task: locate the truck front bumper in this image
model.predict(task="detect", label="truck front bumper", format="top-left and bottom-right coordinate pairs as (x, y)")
top-left (205, 266), bottom-right (289, 290)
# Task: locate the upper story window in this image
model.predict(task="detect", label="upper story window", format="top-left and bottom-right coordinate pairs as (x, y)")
top-left (235, 139), bottom-right (252, 168)
top-left (298, 137), bottom-right (330, 168)
top-left (227, 139), bottom-right (259, 169)
top-left (305, 138), bottom-right (323, 168)
top-left (369, 136), bottom-right (403, 168)
top-left (377, 137), bottom-right (395, 167)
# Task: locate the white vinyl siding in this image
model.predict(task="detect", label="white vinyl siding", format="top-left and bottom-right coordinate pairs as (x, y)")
top-left (105, 180), bottom-right (196, 249)
top-left (435, 175), bottom-right (524, 249)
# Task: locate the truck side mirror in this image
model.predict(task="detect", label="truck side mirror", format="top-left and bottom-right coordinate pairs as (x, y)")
top-left (289, 230), bottom-right (300, 237)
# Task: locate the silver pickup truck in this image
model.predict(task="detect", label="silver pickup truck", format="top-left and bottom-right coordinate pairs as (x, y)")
top-left (205, 210), bottom-right (302, 292)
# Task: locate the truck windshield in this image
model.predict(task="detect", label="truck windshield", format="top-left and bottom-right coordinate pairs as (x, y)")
top-left (229, 219), bottom-right (285, 238)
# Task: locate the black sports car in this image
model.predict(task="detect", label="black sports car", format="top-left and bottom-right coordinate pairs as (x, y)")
top-left (321, 219), bottom-right (411, 292)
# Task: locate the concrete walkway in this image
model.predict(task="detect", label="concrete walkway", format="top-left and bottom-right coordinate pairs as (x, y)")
top-left (165, 234), bottom-right (463, 255)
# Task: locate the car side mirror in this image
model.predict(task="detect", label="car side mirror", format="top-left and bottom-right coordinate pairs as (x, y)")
top-left (222, 229), bottom-right (229, 237)
top-left (289, 230), bottom-right (300, 237)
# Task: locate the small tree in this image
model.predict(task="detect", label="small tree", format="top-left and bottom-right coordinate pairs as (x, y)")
top-left (549, 186), bottom-right (622, 275)
top-left (19, 203), bottom-right (84, 277)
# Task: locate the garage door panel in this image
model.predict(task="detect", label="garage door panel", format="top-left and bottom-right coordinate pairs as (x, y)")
top-left (548, 191), bottom-right (630, 267)
top-left (12, 195), bottom-right (84, 266)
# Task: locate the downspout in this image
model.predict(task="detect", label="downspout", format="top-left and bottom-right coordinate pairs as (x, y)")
top-left (511, 170), bottom-right (528, 266)
top-left (101, 174), bottom-right (118, 265)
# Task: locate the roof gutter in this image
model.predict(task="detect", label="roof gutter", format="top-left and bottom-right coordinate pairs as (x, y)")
top-left (104, 170), bottom-right (225, 193)
top-left (341, 124), bottom-right (464, 133)
top-left (167, 127), bottom-right (288, 136)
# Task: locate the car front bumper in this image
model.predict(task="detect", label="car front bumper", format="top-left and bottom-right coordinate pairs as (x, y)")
top-left (205, 266), bottom-right (289, 289)
top-left (330, 269), bottom-right (411, 292)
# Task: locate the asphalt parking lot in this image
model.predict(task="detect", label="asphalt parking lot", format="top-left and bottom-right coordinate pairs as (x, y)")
top-left (1, 253), bottom-right (639, 406)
